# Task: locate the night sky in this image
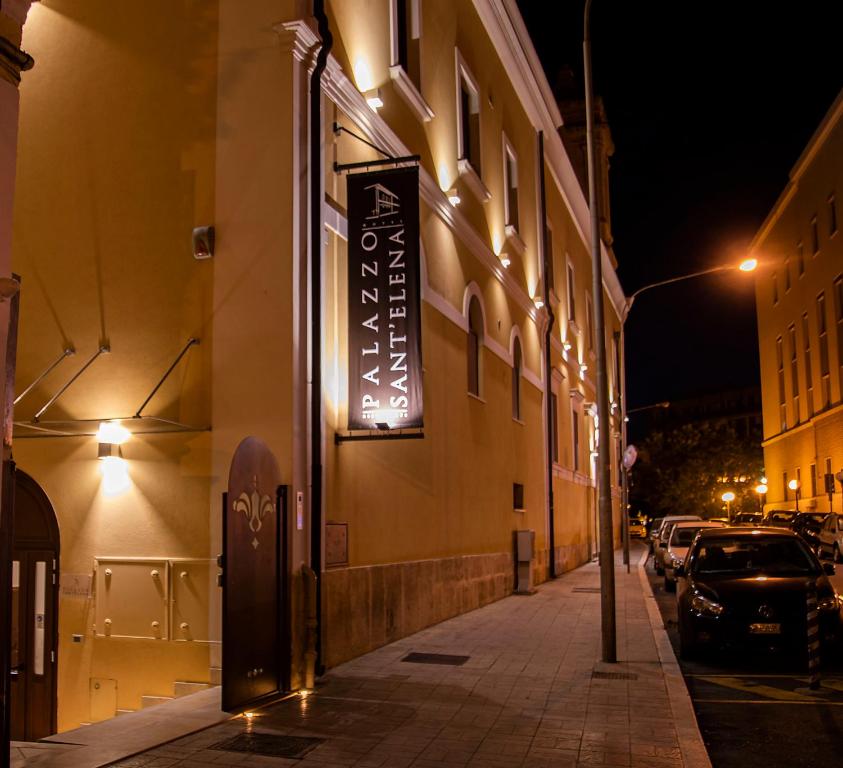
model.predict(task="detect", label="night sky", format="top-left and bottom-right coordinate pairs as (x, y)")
top-left (517, 0), bottom-right (842, 409)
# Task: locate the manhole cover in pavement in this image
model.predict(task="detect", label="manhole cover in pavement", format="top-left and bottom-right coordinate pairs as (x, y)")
top-left (401, 652), bottom-right (469, 666)
top-left (572, 587), bottom-right (601, 593)
top-left (592, 671), bottom-right (638, 680)
top-left (210, 733), bottom-right (324, 759)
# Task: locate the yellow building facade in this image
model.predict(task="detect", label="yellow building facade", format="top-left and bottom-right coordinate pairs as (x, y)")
top-left (753, 89), bottom-right (843, 514)
top-left (4, 0), bottom-right (624, 734)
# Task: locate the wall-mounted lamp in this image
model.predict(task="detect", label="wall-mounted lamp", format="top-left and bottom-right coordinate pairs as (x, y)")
top-left (579, 363), bottom-right (588, 376)
top-left (500, 253), bottom-right (511, 268)
top-left (364, 88), bottom-right (383, 110)
top-left (97, 421), bottom-right (131, 496)
top-left (447, 188), bottom-right (461, 206)
top-left (562, 340), bottom-right (572, 352)
top-left (533, 297), bottom-right (544, 309)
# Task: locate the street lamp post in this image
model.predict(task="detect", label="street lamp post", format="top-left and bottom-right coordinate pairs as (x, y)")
top-left (789, 479), bottom-right (801, 512)
top-left (584, 0), bottom-right (616, 664)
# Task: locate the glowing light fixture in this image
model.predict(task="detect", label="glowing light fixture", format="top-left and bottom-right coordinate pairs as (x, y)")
top-left (447, 188), bottom-right (461, 206)
top-left (364, 88), bottom-right (383, 110)
top-left (500, 254), bottom-right (511, 268)
top-left (533, 297), bottom-right (544, 309)
top-left (739, 258), bottom-right (758, 272)
top-left (755, 483), bottom-right (768, 495)
top-left (97, 421), bottom-right (130, 448)
top-left (563, 340), bottom-right (572, 352)
top-left (580, 363), bottom-right (588, 376)
top-left (97, 421), bottom-right (131, 495)
top-left (721, 491), bottom-right (736, 503)
top-left (788, 479), bottom-right (800, 491)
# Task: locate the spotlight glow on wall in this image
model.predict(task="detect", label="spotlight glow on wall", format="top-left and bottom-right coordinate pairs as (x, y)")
top-left (97, 421), bottom-right (131, 496)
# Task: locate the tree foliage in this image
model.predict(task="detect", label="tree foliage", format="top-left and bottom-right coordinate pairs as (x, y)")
top-left (629, 421), bottom-right (763, 519)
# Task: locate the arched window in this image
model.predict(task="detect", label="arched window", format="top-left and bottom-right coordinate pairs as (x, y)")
top-left (467, 296), bottom-right (483, 396)
top-left (512, 337), bottom-right (522, 419)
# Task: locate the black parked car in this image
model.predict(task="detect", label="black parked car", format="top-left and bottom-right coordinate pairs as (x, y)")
top-left (764, 509), bottom-right (797, 528)
top-left (676, 527), bottom-right (840, 659)
top-left (791, 512), bottom-right (828, 556)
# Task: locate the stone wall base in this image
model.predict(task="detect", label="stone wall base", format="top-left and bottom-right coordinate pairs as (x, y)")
top-left (324, 551), bottom-right (513, 668)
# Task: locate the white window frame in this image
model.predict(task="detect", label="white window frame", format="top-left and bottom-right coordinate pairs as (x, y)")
top-left (389, 0), bottom-right (434, 122)
top-left (455, 49), bottom-right (490, 202)
top-left (566, 255), bottom-right (578, 330)
top-left (502, 133), bottom-right (522, 245)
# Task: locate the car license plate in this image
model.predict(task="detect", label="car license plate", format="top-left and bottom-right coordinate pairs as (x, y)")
top-left (749, 623), bottom-right (781, 634)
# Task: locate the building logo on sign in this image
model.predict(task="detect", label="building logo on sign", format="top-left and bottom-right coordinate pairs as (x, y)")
top-left (347, 166), bottom-right (423, 430)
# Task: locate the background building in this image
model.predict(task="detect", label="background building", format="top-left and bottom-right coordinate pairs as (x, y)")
top-left (4, 0), bottom-right (624, 735)
top-left (753, 88), bottom-right (843, 514)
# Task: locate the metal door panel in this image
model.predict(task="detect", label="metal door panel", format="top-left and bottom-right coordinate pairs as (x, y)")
top-left (222, 437), bottom-right (287, 713)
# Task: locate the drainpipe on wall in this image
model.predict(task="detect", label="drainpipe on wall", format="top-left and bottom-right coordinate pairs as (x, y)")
top-left (309, 0), bottom-right (332, 678)
top-left (539, 131), bottom-right (556, 579)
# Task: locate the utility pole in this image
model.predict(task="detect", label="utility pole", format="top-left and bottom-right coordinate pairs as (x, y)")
top-left (583, 0), bottom-right (616, 663)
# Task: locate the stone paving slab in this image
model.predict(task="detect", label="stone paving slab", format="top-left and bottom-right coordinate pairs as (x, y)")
top-left (14, 545), bottom-right (710, 767)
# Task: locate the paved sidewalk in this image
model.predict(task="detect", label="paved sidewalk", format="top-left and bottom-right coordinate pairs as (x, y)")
top-left (18, 545), bottom-right (711, 767)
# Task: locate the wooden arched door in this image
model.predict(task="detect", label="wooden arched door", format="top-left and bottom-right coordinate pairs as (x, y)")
top-left (10, 469), bottom-right (59, 741)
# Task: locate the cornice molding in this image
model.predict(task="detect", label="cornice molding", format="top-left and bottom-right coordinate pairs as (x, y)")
top-left (471, 0), bottom-right (626, 321)
top-left (314, 36), bottom-right (541, 328)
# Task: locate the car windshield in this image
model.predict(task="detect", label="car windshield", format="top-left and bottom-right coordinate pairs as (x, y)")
top-left (670, 527), bottom-right (704, 547)
top-left (693, 537), bottom-right (817, 576)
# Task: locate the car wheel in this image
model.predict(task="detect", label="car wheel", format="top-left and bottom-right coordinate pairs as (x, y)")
top-left (664, 575), bottom-right (676, 593)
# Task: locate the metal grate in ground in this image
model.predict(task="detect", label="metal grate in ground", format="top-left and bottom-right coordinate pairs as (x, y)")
top-left (209, 732), bottom-right (324, 759)
top-left (572, 586), bottom-right (602, 593)
top-left (592, 671), bottom-right (639, 680)
top-left (401, 651), bottom-right (469, 666)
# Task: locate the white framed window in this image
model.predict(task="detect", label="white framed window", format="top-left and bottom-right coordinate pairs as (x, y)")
top-left (545, 222), bottom-right (555, 297)
top-left (817, 291), bottom-right (830, 407)
top-left (802, 312), bottom-right (814, 417)
top-left (467, 295), bottom-right (484, 397)
top-left (455, 50), bottom-right (488, 201)
top-left (389, 0), bottom-right (433, 122)
top-left (835, 275), bottom-right (843, 389)
top-left (776, 335), bottom-right (786, 431)
top-left (585, 293), bottom-right (595, 352)
top-left (788, 323), bottom-right (799, 422)
top-left (512, 336), bottom-right (522, 420)
top-left (502, 134), bottom-right (519, 235)
top-left (571, 401), bottom-right (581, 473)
top-left (566, 257), bottom-right (577, 325)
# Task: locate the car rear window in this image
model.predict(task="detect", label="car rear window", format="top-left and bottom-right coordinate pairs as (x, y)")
top-left (692, 537), bottom-right (817, 576)
top-left (671, 527), bottom-right (704, 546)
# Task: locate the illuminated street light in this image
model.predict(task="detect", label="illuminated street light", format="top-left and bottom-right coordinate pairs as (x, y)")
top-left (739, 258), bottom-right (758, 272)
top-left (722, 490), bottom-right (736, 522)
top-left (754, 483), bottom-right (768, 513)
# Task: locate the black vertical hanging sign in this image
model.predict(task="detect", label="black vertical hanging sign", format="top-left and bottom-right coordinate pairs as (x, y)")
top-left (347, 166), bottom-right (423, 430)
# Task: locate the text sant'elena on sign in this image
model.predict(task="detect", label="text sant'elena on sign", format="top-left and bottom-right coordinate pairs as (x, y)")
top-left (347, 166), bottom-right (423, 430)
